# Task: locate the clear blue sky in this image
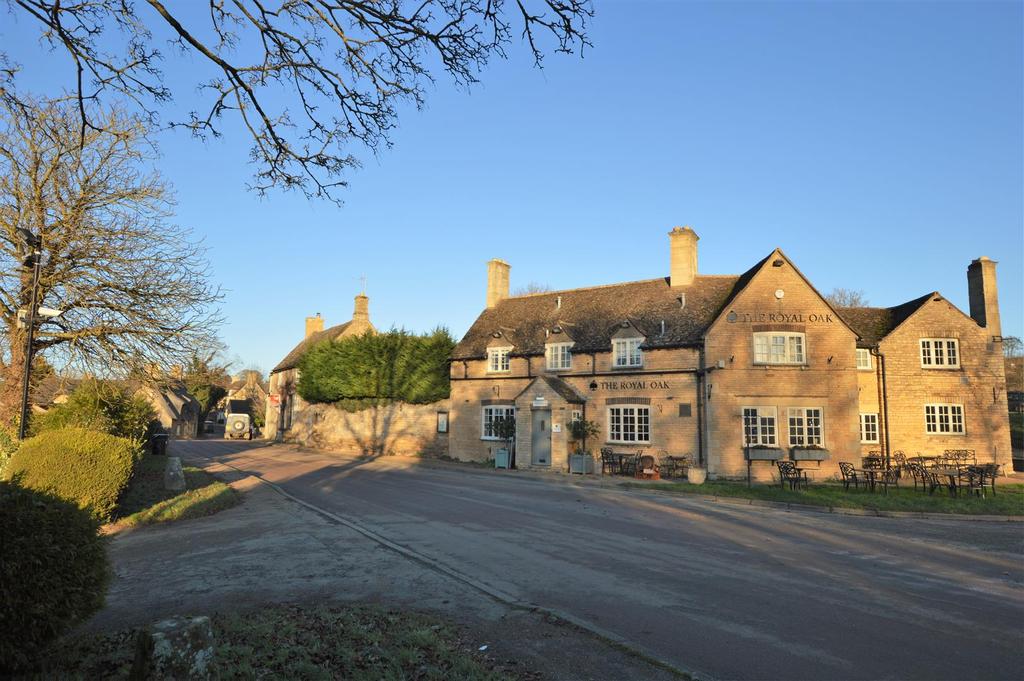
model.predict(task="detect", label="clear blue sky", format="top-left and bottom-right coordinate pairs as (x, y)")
top-left (5, 1), bottom-right (1022, 374)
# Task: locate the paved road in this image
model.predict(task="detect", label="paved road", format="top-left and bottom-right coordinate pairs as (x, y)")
top-left (178, 439), bottom-right (1024, 681)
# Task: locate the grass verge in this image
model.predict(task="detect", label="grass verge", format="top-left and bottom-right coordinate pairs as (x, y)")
top-left (624, 479), bottom-right (1024, 515)
top-left (110, 454), bottom-right (240, 530)
top-left (49, 604), bottom-right (514, 680)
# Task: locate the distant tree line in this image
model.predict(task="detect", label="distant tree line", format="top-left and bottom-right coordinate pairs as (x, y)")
top-left (297, 329), bottom-right (455, 410)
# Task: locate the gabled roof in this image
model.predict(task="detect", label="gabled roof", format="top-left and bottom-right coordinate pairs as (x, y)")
top-left (452, 275), bottom-right (743, 360)
top-left (272, 321), bottom-right (353, 373)
top-left (515, 375), bottom-right (586, 404)
top-left (836, 292), bottom-right (937, 346)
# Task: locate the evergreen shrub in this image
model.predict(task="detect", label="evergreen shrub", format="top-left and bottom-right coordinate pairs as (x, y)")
top-left (34, 379), bottom-right (156, 442)
top-left (4, 427), bottom-right (140, 522)
top-left (0, 480), bottom-right (109, 673)
top-left (297, 328), bottom-right (455, 407)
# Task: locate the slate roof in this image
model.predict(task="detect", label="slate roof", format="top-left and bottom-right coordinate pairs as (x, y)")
top-left (836, 292), bottom-right (936, 346)
top-left (452, 275), bottom-right (745, 360)
top-left (272, 322), bottom-right (353, 373)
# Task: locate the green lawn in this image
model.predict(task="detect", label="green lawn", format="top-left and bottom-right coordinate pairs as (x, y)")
top-left (50, 604), bottom-right (513, 680)
top-left (111, 454), bottom-right (240, 529)
top-left (626, 479), bottom-right (1024, 515)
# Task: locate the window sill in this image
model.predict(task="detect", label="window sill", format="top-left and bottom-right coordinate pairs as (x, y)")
top-left (605, 441), bottom-right (651, 446)
top-left (920, 366), bottom-right (961, 370)
top-left (611, 365), bottom-right (644, 371)
top-left (753, 362), bottom-right (808, 368)
top-left (925, 432), bottom-right (966, 436)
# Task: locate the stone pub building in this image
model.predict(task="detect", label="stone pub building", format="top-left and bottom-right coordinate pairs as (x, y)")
top-left (448, 228), bottom-right (1011, 479)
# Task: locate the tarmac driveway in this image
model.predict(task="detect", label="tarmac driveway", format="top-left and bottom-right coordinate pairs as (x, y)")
top-left (179, 439), bottom-right (1024, 681)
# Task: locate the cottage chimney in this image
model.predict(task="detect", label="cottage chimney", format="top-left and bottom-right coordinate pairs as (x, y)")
top-left (353, 294), bottom-right (369, 322)
top-left (669, 226), bottom-right (699, 288)
top-left (967, 257), bottom-right (1002, 338)
top-left (305, 312), bottom-right (324, 338)
top-left (486, 258), bottom-right (511, 309)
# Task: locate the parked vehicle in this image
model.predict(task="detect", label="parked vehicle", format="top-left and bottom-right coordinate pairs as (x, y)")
top-left (225, 413), bottom-right (252, 440)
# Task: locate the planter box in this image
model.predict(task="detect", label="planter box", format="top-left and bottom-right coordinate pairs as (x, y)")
top-left (569, 454), bottom-right (595, 475)
top-left (745, 448), bottom-right (784, 461)
top-left (495, 449), bottom-right (511, 469)
top-left (791, 448), bottom-right (830, 462)
top-left (688, 467), bottom-right (707, 485)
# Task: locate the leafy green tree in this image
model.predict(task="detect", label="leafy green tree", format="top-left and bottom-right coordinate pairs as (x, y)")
top-left (34, 379), bottom-right (156, 443)
top-left (297, 328), bottom-right (455, 407)
top-left (183, 353), bottom-right (231, 421)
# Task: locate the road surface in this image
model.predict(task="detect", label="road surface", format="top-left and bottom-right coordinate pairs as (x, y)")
top-left (178, 439), bottom-right (1024, 681)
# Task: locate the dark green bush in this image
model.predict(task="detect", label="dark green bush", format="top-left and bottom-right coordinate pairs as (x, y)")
top-left (297, 328), bottom-right (455, 406)
top-left (0, 480), bottom-right (110, 673)
top-left (4, 427), bottom-right (140, 522)
top-left (34, 378), bottom-right (156, 442)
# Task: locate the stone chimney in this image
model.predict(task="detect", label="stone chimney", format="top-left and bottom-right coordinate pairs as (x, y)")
top-left (353, 294), bottom-right (369, 323)
top-left (305, 313), bottom-right (324, 338)
top-left (669, 226), bottom-right (699, 288)
top-left (967, 257), bottom-right (1002, 338)
top-left (486, 258), bottom-right (511, 309)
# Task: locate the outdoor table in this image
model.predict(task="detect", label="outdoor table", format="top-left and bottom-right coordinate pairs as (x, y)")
top-left (930, 467), bottom-right (962, 497)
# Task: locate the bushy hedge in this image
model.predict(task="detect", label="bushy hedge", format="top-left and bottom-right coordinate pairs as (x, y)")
top-left (0, 480), bottom-right (110, 673)
top-left (34, 378), bottom-right (156, 443)
top-left (4, 427), bottom-right (140, 522)
top-left (297, 328), bottom-right (455, 407)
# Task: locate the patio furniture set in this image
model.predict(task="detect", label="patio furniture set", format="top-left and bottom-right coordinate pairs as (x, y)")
top-left (599, 448), bottom-right (692, 480)
top-left (836, 449), bottom-right (1002, 498)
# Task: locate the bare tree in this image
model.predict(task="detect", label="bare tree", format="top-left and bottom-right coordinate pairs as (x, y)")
top-left (513, 281), bottom-right (552, 296)
top-left (1003, 336), bottom-right (1022, 359)
top-left (0, 97), bottom-right (223, 423)
top-left (3, 0), bottom-right (592, 202)
top-left (825, 288), bottom-right (869, 308)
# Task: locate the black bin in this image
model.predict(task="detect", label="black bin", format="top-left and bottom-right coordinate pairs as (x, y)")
top-left (151, 433), bottom-right (169, 456)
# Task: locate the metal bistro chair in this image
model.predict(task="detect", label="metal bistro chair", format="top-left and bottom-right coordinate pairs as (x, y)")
top-left (877, 467), bottom-right (900, 495)
top-left (776, 461), bottom-right (808, 491)
top-left (970, 463), bottom-right (1001, 496)
top-left (620, 451), bottom-right (643, 478)
top-left (912, 463), bottom-right (943, 496)
top-left (838, 461), bottom-right (867, 492)
top-left (958, 468), bottom-right (986, 498)
top-left (893, 451), bottom-right (908, 479)
top-left (600, 448), bottom-right (619, 476)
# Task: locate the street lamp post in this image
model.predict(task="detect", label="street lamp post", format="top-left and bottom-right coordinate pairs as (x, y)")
top-left (16, 228), bottom-right (42, 440)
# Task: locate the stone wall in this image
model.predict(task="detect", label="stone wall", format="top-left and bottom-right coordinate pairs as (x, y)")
top-left (281, 398), bottom-right (450, 457)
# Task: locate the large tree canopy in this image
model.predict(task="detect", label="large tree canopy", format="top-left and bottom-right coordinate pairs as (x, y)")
top-left (0, 97), bottom-right (222, 422)
top-left (3, 0), bottom-right (592, 201)
top-left (297, 328), bottom-right (454, 408)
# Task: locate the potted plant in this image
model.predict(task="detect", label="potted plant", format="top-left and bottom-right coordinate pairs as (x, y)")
top-left (492, 415), bottom-right (516, 469)
top-left (791, 444), bottom-right (830, 461)
top-left (567, 418), bottom-right (599, 474)
top-left (745, 444), bottom-right (785, 461)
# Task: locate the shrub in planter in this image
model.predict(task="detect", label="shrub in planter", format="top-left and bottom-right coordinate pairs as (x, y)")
top-left (4, 427), bottom-right (140, 522)
top-left (0, 480), bottom-right (110, 673)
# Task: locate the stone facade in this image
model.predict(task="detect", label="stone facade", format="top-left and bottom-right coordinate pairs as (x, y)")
top-left (450, 229), bottom-right (1012, 480)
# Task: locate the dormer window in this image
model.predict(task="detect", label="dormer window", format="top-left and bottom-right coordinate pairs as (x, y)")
top-left (613, 338), bottom-right (643, 368)
top-left (546, 342), bottom-right (573, 370)
top-left (487, 347), bottom-right (511, 373)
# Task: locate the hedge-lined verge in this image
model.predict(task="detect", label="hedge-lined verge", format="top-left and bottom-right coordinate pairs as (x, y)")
top-left (33, 378), bottom-right (156, 442)
top-left (4, 427), bottom-right (140, 522)
top-left (0, 481), bottom-right (109, 674)
top-left (297, 328), bottom-right (454, 409)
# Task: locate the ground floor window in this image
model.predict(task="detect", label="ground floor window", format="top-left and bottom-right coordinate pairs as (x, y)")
top-left (860, 413), bottom-right (879, 443)
top-left (742, 406), bottom-right (777, 446)
top-left (608, 406), bottom-right (650, 443)
top-left (482, 406), bottom-right (515, 439)
top-left (787, 407), bottom-right (823, 447)
top-left (925, 404), bottom-right (964, 434)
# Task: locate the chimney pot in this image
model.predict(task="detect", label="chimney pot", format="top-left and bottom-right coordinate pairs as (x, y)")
top-left (486, 259), bottom-right (511, 309)
top-left (967, 257), bottom-right (1001, 338)
top-left (669, 226), bottom-right (699, 288)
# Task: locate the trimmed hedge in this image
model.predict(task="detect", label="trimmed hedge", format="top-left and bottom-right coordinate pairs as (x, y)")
top-left (0, 480), bottom-right (110, 673)
top-left (4, 427), bottom-right (140, 522)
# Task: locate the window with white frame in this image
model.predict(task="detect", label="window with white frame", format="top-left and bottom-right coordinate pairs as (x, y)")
top-left (753, 332), bottom-right (806, 365)
top-left (487, 347), bottom-right (511, 373)
top-left (546, 343), bottom-right (573, 370)
top-left (924, 404), bottom-right (964, 434)
top-left (613, 338), bottom-right (643, 367)
top-left (608, 406), bottom-right (650, 443)
top-left (860, 413), bottom-right (879, 443)
top-left (920, 338), bottom-right (959, 368)
top-left (571, 409), bottom-right (583, 423)
top-left (482, 406), bottom-right (515, 439)
top-left (856, 348), bottom-right (873, 370)
top-left (788, 407), bottom-right (823, 447)
top-left (742, 406), bottom-right (777, 446)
